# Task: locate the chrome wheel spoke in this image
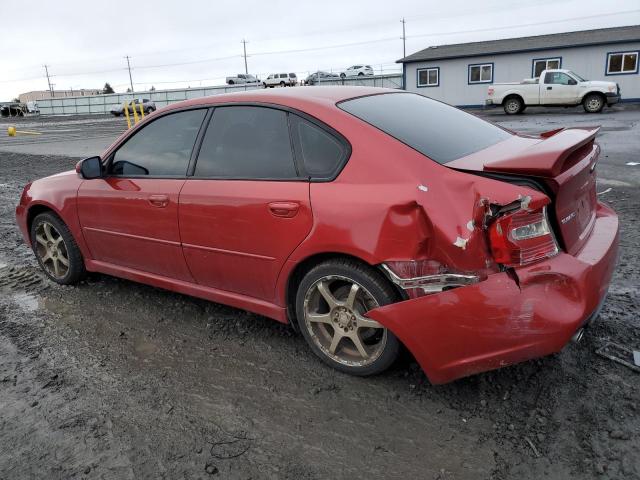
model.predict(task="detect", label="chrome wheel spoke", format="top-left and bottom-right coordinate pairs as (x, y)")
top-left (57, 254), bottom-right (69, 267)
top-left (307, 312), bottom-right (332, 324)
top-left (349, 332), bottom-right (369, 359)
top-left (345, 283), bottom-right (359, 309)
top-left (52, 258), bottom-right (61, 277)
top-left (356, 313), bottom-right (383, 330)
top-left (35, 234), bottom-right (48, 246)
top-left (43, 222), bottom-right (56, 242)
top-left (316, 281), bottom-right (338, 309)
top-left (328, 331), bottom-right (343, 354)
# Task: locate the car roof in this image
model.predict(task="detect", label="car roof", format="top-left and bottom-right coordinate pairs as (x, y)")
top-left (163, 86), bottom-right (400, 112)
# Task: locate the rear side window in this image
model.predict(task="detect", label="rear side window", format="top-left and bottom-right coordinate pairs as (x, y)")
top-left (194, 106), bottom-right (297, 179)
top-left (111, 109), bottom-right (206, 176)
top-left (339, 93), bottom-right (511, 164)
top-left (291, 115), bottom-right (347, 179)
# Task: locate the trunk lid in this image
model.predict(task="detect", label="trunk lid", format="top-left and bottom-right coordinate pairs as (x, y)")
top-left (449, 127), bottom-right (600, 255)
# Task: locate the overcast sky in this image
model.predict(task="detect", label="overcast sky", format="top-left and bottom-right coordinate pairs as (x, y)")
top-left (1, 0), bottom-right (639, 100)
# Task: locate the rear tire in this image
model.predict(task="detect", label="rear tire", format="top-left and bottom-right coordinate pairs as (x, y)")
top-left (279, 81), bottom-right (285, 87)
top-left (30, 212), bottom-right (86, 285)
top-left (583, 93), bottom-right (604, 113)
top-left (228, 80), bottom-right (235, 85)
top-left (295, 259), bottom-right (400, 376)
top-left (340, 73), bottom-right (346, 79)
top-left (503, 96), bottom-right (524, 115)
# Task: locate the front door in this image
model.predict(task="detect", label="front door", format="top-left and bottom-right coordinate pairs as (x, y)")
top-left (77, 108), bottom-right (207, 281)
top-left (179, 105), bottom-right (313, 301)
top-left (541, 71), bottom-right (579, 104)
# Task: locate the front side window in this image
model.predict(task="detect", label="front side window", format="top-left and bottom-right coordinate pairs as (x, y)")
top-left (339, 92), bottom-right (511, 164)
top-left (111, 109), bottom-right (206, 176)
top-left (417, 67), bottom-right (439, 87)
top-left (532, 58), bottom-right (561, 77)
top-left (194, 106), bottom-right (297, 179)
top-left (291, 115), bottom-right (348, 179)
top-left (607, 51), bottom-right (638, 74)
top-left (468, 63), bottom-right (493, 84)
top-left (544, 72), bottom-right (574, 85)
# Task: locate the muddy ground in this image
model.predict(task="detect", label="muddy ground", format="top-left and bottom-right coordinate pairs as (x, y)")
top-left (0, 109), bottom-right (639, 479)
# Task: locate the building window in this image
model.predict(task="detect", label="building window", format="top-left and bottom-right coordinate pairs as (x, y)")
top-left (532, 57), bottom-right (561, 77)
top-left (606, 51), bottom-right (638, 75)
top-left (468, 63), bottom-right (493, 84)
top-left (417, 67), bottom-right (439, 87)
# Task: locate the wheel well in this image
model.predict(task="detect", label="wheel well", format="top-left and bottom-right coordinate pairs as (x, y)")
top-left (583, 91), bottom-right (605, 102)
top-left (26, 205), bottom-right (56, 235)
top-left (503, 94), bottom-right (523, 105)
top-left (284, 252), bottom-right (403, 331)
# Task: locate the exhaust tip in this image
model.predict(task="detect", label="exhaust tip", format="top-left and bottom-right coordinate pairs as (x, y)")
top-left (571, 328), bottom-right (585, 344)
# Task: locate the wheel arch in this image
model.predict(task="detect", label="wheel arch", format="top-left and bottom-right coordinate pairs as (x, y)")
top-left (502, 93), bottom-right (524, 105)
top-left (582, 90), bottom-right (606, 102)
top-left (283, 252), bottom-right (403, 331)
top-left (26, 202), bottom-right (62, 237)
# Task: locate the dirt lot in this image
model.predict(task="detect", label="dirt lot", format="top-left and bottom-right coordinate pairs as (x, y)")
top-left (0, 107), bottom-right (639, 480)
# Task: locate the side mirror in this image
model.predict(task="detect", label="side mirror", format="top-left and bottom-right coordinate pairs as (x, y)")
top-left (76, 156), bottom-right (103, 179)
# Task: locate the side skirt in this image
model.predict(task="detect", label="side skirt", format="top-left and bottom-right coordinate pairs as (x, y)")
top-left (85, 259), bottom-right (288, 323)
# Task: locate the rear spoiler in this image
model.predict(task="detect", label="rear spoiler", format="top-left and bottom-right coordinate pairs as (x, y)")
top-left (483, 127), bottom-right (600, 177)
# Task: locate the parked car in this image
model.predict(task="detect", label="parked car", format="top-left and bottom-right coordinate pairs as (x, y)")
top-left (305, 71), bottom-right (340, 85)
top-left (110, 98), bottom-right (156, 116)
top-left (263, 73), bottom-right (297, 87)
top-left (226, 74), bottom-right (261, 85)
top-left (487, 69), bottom-right (620, 114)
top-left (340, 65), bottom-right (374, 78)
top-left (26, 101), bottom-right (40, 114)
top-left (16, 87), bottom-right (619, 384)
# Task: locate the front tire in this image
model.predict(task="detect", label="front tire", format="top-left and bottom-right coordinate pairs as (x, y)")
top-left (30, 212), bottom-right (86, 285)
top-left (504, 96), bottom-right (524, 115)
top-left (295, 259), bottom-right (400, 376)
top-left (583, 93), bottom-right (604, 113)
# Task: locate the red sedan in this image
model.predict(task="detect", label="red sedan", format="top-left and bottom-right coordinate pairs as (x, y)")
top-left (15, 87), bottom-right (619, 383)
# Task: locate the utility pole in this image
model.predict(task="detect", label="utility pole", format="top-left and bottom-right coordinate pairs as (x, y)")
top-left (43, 65), bottom-right (54, 98)
top-left (400, 18), bottom-right (406, 58)
top-left (241, 39), bottom-right (248, 74)
top-left (125, 55), bottom-right (134, 93)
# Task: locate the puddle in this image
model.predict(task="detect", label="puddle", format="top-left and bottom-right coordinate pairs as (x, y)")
top-left (11, 292), bottom-right (40, 312)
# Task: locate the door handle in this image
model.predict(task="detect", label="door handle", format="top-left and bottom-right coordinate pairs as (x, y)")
top-left (546, 86), bottom-right (552, 90)
top-left (268, 201), bottom-right (299, 218)
top-left (148, 194), bottom-right (169, 208)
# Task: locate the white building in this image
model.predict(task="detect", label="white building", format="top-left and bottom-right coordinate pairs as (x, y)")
top-left (399, 25), bottom-right (640, 107)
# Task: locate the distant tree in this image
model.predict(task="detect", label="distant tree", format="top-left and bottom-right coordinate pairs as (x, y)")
top-left (126, 87), bottom-right (132, 93)
top-left (12, 98), bottom-right (20, 103)
top-left (150, 86), bottom-right (156, 91)
top-left (102, 83), bottom-right (115, 94)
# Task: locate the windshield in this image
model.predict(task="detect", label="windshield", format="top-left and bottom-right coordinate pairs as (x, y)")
top-left (568, 71), bottom-right (587, 81)
top-left (339, 93), bottom-right (512, 164)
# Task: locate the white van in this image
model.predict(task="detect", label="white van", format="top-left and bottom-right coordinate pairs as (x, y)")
top-left (263, 73), bottom-right (297, 88)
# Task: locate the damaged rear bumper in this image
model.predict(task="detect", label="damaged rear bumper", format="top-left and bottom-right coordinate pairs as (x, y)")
top-left (367, 202), bottom-right (619, 384)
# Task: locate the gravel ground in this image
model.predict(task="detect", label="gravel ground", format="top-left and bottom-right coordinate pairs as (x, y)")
top-left (0, 109), bottom-right (639, 479)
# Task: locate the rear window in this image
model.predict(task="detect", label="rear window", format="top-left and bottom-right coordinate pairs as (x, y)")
top-left (339, 93), bottom-right (511, 164)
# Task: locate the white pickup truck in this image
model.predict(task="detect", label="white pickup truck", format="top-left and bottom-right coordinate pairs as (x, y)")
top-left (486, 69), bottom-right (620, 114)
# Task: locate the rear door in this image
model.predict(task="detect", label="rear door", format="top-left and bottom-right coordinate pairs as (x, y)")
top-left (178, 105), bottom-right (313, 301)
top-left (77, 109), bottom-right (207, 280)
top-left (541, 72), bottom-right (580, 104)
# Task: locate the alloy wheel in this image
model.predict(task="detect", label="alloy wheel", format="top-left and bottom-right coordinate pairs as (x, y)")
top-left (34, 221), bottom-right (70, 280)
top-left (303, 275), bottom-right (387, 367)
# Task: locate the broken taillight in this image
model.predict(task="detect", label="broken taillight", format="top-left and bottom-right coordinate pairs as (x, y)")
top-left (488, 206), bottom-right (559, 267)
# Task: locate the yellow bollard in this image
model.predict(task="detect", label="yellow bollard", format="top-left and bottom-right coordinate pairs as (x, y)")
top-left (7, 126), bottom-right (41, 136)
top-left (132, 101), bottom-right (139, 124)
top-left (139, 103), bottom-right (145, 119)
top-left (123, 102), bottom-right (132, 129)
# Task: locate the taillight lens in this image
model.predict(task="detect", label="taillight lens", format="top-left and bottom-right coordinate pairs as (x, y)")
top-left (488, 206), bottom-right (559, 267)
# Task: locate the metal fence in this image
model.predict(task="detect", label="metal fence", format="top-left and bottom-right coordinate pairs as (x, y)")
top-left (36, 74), bottom-right (404, 116)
